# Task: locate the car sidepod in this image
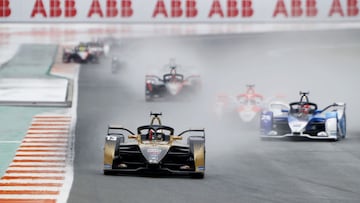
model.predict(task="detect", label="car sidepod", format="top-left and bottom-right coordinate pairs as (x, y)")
top-left (260, 111), bottom-right (291, 137)
top-left (260, 111), bottom-right (273, 135)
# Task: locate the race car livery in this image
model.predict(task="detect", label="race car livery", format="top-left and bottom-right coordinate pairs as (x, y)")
top-left (62, 43), bottom-right (99, 63)
top-left (215, 85), bottom-right (264, 123)
top-left (145, 61), bottom-right (201, 101)
top-left (260, 92), bottom-right (346, 141)
top-left (62, 43), bottom-right (99, 64)
top-left (103, 112), bottom-right (206, 178)
top-left (87, 41), bottom-right (107, 57)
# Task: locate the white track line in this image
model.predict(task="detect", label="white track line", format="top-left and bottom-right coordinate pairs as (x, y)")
top-left (25, 134), bottom-right (70, 137)
top-left (13, 157), bottom-right (66, 160)
top-left (57, 65), bottom-right (79, 203)
top-left (17, 147), bottom-right (67, 151)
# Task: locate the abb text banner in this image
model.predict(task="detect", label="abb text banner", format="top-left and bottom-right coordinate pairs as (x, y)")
top-left (1, 0), bottom-right (359, 22)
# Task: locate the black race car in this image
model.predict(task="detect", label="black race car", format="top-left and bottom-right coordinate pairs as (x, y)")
top-left (103, 112), bottom-right (206, 178)
top-left (145, 61), bottom-right (201, 101)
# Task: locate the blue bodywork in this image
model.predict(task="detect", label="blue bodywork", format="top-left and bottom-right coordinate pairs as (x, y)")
top-left (260, 92), bottom-right (346, 140)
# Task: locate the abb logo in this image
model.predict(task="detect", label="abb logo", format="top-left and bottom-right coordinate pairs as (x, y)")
top-left (87, 0), bottom-right (133, 17)
top-left (152, 0), bottom-right (253, 18)
top-left (31, 0), bottom-right (77, 17)
top-left (329, 0), bottom-right (359, 16)
top-left (0, 0), bottom-right (11, 17)
top-left (273, 0), bottom-right (359, 17)
top-left (152, 0), bottom-right (198, 18)
top-left (31, 0), bottom-right (133, 18)
top-left (208, 0), bottom-right (254, 18)
top-left (273, 0), bottom-right (318, 17)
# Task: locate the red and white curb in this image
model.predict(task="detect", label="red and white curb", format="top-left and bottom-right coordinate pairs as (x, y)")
top-left (0, 115), bottom-right (73, 203)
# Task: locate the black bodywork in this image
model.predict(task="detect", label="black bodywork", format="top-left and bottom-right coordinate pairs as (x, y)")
top-left (104, 113), bottom-right (205, 178)
top-left (145, 66), bottom-right (201, 101)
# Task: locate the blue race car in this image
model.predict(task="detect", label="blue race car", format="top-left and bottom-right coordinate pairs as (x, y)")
top-left (260, 92), bottom-right (346, 141)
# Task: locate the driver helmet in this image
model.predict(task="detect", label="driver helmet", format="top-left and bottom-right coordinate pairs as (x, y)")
top-left (301, 103), bottom-right (310, 114)
top-left (148, 129), bottom-right (163, 141)
top-left (148, 129), bottom-right (155, 140)
top-left (169, 67), bottom-right (177, 81)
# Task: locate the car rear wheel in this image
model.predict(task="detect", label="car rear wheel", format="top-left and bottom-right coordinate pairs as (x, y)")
top-left (145, 94), bottom-right (153, 102)
top-left (145, 88), bottom-right (153, 102)
top-left (340, 114), bottom-right (347, 138)
top-left (335, 118), bottom-right (343, 142)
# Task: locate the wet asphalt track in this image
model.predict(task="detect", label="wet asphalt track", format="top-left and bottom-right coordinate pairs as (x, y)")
top-left (68, 30), bottom-right (360, 203)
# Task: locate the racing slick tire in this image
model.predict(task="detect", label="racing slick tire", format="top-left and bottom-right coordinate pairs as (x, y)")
top-left (103, 170), bottom-right (115, 175)
top-left (340, 114), bottom-right (347, 139)
top-left (145, 87), bottom-right (154, 102)
top-left (191, 173), bottom-right (204, 179)
top-left (334, 114), bottom-right (347, 141)
top-left (332, 123), bottom-right (342, 142)
top-left (145, 94), bottom-right (153, 102)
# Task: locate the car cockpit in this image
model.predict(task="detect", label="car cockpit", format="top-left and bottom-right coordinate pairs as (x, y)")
top-left (137, 112), bottom-right (174, 142)
top-left (289, 92), bottom-right (318, 116)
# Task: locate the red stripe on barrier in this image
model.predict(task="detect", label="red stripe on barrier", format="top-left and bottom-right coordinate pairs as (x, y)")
top-left (33, 119), bottom-right (70, 122)
top-left (27, 132), bottom-right (68, 135)
top-left (17, 149), bottom-right (67, 152)
top-left (0, 190), bottom-right (59, 195)
top-left (15, 154), bottom-right (66, 157)
top-left (29, 128), bottom-right (69, 131)
top-left (22, 141), bottom-right (68, 144)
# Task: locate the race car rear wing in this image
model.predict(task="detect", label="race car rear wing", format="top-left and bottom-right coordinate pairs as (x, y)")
top-left (107, 125), bottom-right (135, 136)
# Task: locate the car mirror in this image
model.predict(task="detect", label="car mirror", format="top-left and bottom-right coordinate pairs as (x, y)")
top-left (128, 135), bottom-right (138, 139)
top-left (172, 136), bottom-right (182, 140)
